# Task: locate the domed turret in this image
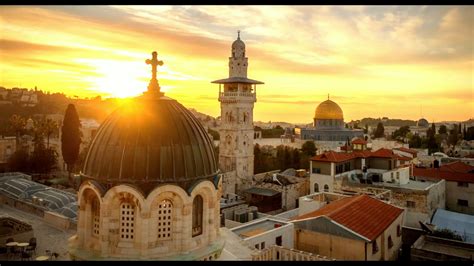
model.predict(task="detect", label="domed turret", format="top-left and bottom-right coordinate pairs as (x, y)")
top-left (231, 30), bottom-right (245, 58)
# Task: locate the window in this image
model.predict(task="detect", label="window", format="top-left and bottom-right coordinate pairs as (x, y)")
top-left (388, 236), bottom-right (393, 249)
top-left (372, 241), bottom-right (379, 254)
top-left (276, 236), bottom-right (282, 246)
top-left (397, 225), bottom-right (401, 237)
top-left (192, 195), bottom-right (203, 237)
top-left (457, 199), bottom-right (468, 207)
top-left (314, 183), bottom-right (319, 193)
top-left (324, 184), bottom-right (329, 192)
top-left (406, 201), bottom-right (416, 208)
top-left (120, 202), bottom-right (135, 240)
top-left (312, 168), bottom-right (321, 174)
top-left (396, 172), bottom-right (400, 179)
top-left (458, 182), bottom-right (469, 187)
top-left (261, 242), bottom-right (265, 249)
top-left (255, 244), bottom-right (259, 249)
top-left (157, 200), bottom-right (172, 240)
top-left (92, 198), bottom-right (100, 237)
top-left (336, 164), bottom-right (344, 174)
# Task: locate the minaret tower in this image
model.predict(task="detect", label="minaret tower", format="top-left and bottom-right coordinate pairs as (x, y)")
top-left (212, 31), bottom-right (264, 195)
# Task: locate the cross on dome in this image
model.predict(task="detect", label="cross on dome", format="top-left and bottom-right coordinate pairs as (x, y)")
top-left (145, 51), bottom-right (164, 95)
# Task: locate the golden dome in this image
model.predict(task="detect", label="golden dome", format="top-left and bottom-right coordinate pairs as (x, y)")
top-left (314, 99), bottom-right (344, 120)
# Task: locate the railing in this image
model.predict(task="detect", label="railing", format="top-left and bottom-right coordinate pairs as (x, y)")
top-left (252, 245), bottom-right (335, 261)
top-left (219, 92), bottom-right (256, 98)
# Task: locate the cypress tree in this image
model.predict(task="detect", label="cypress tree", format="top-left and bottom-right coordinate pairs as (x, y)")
top-left (61, 104), bottom-right (82, 188)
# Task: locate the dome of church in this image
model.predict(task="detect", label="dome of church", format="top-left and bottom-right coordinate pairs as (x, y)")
top-left (82, 95), bottom-right (218, 194)
top-left (314, 99), bottom-right (344, 120)
top-left (417, 118), bottom-right (429, 127)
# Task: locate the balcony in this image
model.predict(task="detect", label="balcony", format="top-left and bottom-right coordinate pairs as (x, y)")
top-left (219, 91), bottom-right (256, 103)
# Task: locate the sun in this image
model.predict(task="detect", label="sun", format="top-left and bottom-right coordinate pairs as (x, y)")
top-left (78, 58), bottom-right (149, 98)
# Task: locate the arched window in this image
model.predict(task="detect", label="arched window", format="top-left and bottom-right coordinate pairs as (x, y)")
top-left (120, 202), bottom-right (135, 241)
top-left (314, 183), bottom-right (319, 193)
top-left (92, 197), bottom-right (100, 237)
top-left (192, 195), bottom-right (203, 237)
top-left (157, 200), bottom-right (173, 240)
top-left (324, 184), bottom-right (329, 192)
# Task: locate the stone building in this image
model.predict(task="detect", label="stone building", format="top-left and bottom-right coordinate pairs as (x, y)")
top-left (308, 147), bottom-right (445, 228)
top-left (413, 161), bottom-right (474, 215)
top-left (0, 136), bottom-right (15, 171)
top-left (292, 194), bottom-right (404, 261)
top-left (243, 169), bottom-right (310, 213)
top-left (212, 32), bottom-right (264, 196)
top-left (295, 96), bottom-right (363, 143)
top-left (68, 51), bottom-right (224, 260)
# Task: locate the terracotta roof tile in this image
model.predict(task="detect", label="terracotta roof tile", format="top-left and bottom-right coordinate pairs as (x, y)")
top-left (311, 148), bottom-right (396, 163)
top-left (393, 147), bottom-right (418, 156)
top-left (413, 166), bottom-right (474, 183)
top-left (352, 138), bottom-right (367, 145)
top-left (441, 161), bottom-right (474, 173)
top-left (293, 195), bottom-right (404, 241)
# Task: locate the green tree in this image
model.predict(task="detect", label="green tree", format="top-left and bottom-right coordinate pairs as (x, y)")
top-left (373, 122), bottom-right (385, 138)
top-left (448, 125), bottom-right (459, 146)
top-left (438, 125), bottom-right (447, 135)
top-left (61, 104), bottom-right (82, 187)
top-left (291, 148), bottom-right (301, 169)
top-left (392, 125), bottom-right (410, 140)
top-left (301, 140), bottom-right (317, 157)
top-left (409, 134), bottom-right (422, 148)
top-left (9, 114), bottom-right (26, 146)
top-left (41, 118), bottom-right (58, 148)
top-left (426, 124), bottom-right (438, 154)
top-left (466, 126), bottom-right (474, 141)
top-left (7, 149), bottom-right (30, 172)
top-left (30, 135), bottom-right (58, 174)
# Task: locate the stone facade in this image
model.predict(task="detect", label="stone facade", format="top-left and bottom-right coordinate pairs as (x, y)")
top-left (215, 34), bottom-right (263, 195)
top-left (294, 208), bottom-right (404, 261)
top-left (69, 179), bottom-right (224, 260)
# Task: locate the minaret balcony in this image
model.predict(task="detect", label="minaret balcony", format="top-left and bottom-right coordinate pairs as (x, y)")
top-left (219, 91), bottom-right (256, 102)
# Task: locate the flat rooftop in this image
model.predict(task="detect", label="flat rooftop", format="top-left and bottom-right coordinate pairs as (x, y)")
top-left (231, 219), bottom-right (288, 239)
top-left (413, 235), bottom-right (474, 259)
top-left (371, 180), bottom-right (438, 191)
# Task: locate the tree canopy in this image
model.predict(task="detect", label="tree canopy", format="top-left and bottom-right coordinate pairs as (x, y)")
top-left (373, 122), bottom-right (385, 138)
top-left (61, 104), bottom-right (82, 177)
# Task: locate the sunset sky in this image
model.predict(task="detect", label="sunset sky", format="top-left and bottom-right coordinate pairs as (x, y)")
top-left (0, 5), bottom-right (472, 123)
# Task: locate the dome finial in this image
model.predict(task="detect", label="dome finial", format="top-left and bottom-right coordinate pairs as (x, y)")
top-left (237, 30), bottom-right (241, 40)
top-left (145, 51), bottom-right (164, 96)
top-left (328, 93), bottom-right (330, 100)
